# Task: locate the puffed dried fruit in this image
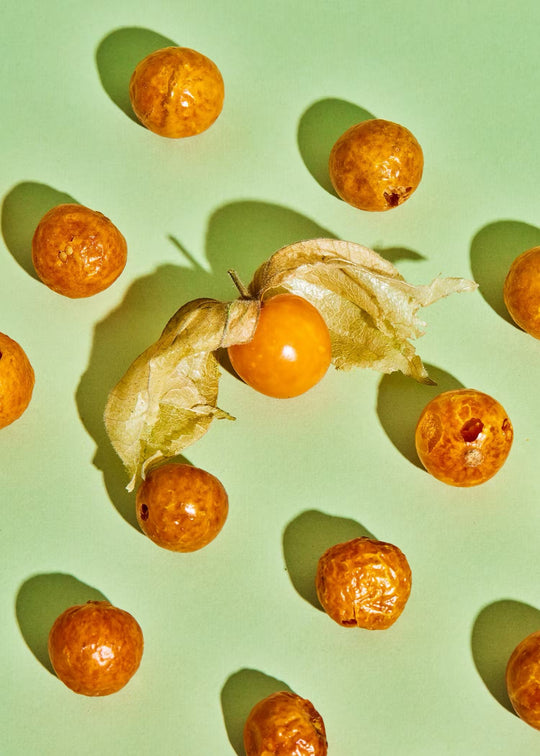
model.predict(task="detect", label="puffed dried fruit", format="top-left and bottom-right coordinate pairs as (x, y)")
top-left (503, 246), bottom-right (540, 338)
top-left (0, 332), bottom-right (34, 429)
top-left (506, 630), bottom-right (540, 730)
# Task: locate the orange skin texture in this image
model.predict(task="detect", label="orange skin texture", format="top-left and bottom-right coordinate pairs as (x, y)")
top-left (48, 601), bottom-right (143, 696)
top-left (329, 118), bottom-right (423, 211)
top-left (136, 463), bottom-right (229, 552)
top-left (0, 333), bottom-right (34, 429)
top-left (129, 46), bottom-right (224, 138)
top-left (32, 204), bottom-right (127, 298)
top-left (506, 631), bottom-right (540, 730)
top-left (243, 691), bottom-right (328, 756)
top-left (228, 294), bottom-right (332, 399)
top-left (503, 246), bottom-right (540, 338)
top-left (415, 388), bottom-right (513, 487)
top-left (316, 537), bottom-right (412, 630)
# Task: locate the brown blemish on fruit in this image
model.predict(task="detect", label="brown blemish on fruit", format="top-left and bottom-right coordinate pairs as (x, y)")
top-left (461, 417), bottom-right (484, 442)
top-left (140, 503), bottom-right (149, 521)
top-left (384, 191), bottom-right (400, 207)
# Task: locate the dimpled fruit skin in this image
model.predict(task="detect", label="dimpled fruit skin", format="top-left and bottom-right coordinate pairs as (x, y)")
top-left (243, 691), bottom-right (328, 756)
top-left (328, 118), bottom-right (423, 211)
top-left (227, 294), bottom-right (332, 399)
top-left (503, 246), bottom-right (540, 338)
top-left (315, 537), bottom-right (412, 630)
top-left (32, 204), bottom-right (127, 298)
top-left (48, 601), bottom-right (143, 696)
top-left (0, 333), bottom-right (34, 429)
top-left (129, 46), bottom-right (224, 138)
top-left (136, 463), bottom-right (229, 552)
top-left (415, 388), bottom-right (513, 487)
top-left (506, 631), bottom-right (540, 730)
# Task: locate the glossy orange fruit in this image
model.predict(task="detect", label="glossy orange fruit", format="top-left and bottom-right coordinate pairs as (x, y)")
top-left (0, 332), bottom-right (34, 429)
top-left (32, 203), bottom-right (127, 298)
top-left (129, 46), bottom-right (224, 138)
top-left (503, 246), bottom-right (540, 338)
top-left (316, 537), bottom-right (412, 630)
top-left (48, 600), bottom-right (143, 696)
top-left (227, 293), bottom-right (332, 398)
top-left (506, 630), bottom-right (540, 730)
top-left (136, 463), bottom-right (229, 552)
top-left (329, 118), bottom-right (423, 211)
top-left (243, 691), bottom-right (328, 756)
top-left (415, 388), bottom-right (513, 486)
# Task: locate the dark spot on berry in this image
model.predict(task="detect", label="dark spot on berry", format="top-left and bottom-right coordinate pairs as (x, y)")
top-left (461, 418), bottom-right (484, 442)
top-left (341, 619), bottom-right (357, 626)
top-left (383, 191), bottom-right (400, 207)
top-left (140, 503), bottom-right (149, 521)
top-left (0, 351), bottom-right (3, 359)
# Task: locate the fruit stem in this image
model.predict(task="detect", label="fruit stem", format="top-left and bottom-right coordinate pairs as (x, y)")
top-left (228, 269), bottom-right (251, 299)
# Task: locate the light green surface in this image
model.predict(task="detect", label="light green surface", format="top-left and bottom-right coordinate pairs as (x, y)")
top-left (2, 1), bottom-right (540, 754)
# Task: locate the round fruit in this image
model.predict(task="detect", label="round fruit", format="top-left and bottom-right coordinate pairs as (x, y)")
top-left (0, 332), bottom-right (34, 429)
top-left (32, 203), bottom-right (127, 298)
top-left (129, 46), bottom-right (224, 138)
top-left (136, 463), bottom-right (229, 552)
top-left (244, 690), bottom-right (328, 756)
top-left (506, 630), bottom-right (540, 729)
top-left (415, 388), bottom-right (513, 487)
top-left (316, 537), bottom-right (412, 630)
top-left (328, 118), bottom-right (423, 211)
top-left (48, 600), bottom-right (143, 696)
top-left (503, 246), bottom-right (540, 338)
top-left (227, 293), bottom-right (332, 399)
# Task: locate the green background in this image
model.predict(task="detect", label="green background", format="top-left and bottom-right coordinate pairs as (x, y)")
top-left (2, 1), bottom-right (540, 753)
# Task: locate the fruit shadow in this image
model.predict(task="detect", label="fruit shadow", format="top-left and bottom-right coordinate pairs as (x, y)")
top-left (1, 181), bottom-right (78, 279)
top-left (471, 599), bottom-right (540, 714)
top-left (470, 220), bottom-right (540, 327)
top-left (376, 364), bottom-right (465, 470)
top-left (297, 98), bottom-right (375, 196)
top-left (15, 573), bottom-right (107, 674)
top-left (283, 509), bottom-right (375, 610)
top-left (221, 668), bottom-right (292, 755)
top-left (95, 27), bottom-right (177, 123)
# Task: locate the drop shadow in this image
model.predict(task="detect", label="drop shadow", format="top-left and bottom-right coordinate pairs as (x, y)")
top-left (1, 181), bottom-right (77, 278)
top-left (373, 245), bottom-right (425, 265)
top-left (376, 364), bottom-right (465, 469)
top-left (470, 220), bottom-right (540, 326)
top-left (221, 668), bottom-right (292, 755)
top-left (95, 26), bottom-right (177, 122)
top-left (297, 98), bottom-right (375, 195)
top-left (471, 599), bottom-right (540, 713)
top-left (283, 509), bottom-right (375, 610)
top-left (15, 573), bottom-right (107, 673)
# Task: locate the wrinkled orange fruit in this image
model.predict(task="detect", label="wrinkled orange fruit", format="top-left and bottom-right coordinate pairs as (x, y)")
top-left (129, 46), bottom-right (224, 138)
top-left (415, 388), bottom-right (513, 486)
top-left (316, 537), bottom-right (412, 630)
top-left (244, 691), bottom-right (328, 756)
top-left (228, 293), bottom-right (332, 398)
top-left (32, 203), bottom-right (127, 298)
top-left (506, 630), bottom-right (540, 730)
top-left (0, 332), bottom-right (34, 429)
top-left (329, 118), bottom-right (423, 211)
top-left (48, 600), bottom-right (143, 696)
top-left (503, 246), bottom-right (540, 338)
top-left (136, 463), bottom-right (229, 552)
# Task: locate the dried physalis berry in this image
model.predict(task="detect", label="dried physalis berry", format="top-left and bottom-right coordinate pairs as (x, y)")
top-left (316, 537), bottom-right (412, 630)
top-left (328, 118), bottom-right (423, 211)
top-left (503, 246), bottom-right (540, 338)
top-left (506, 630), bottom-right (540, 730)
top-left (244, 691), bottom-right (328, 756)
top-left (48, 600), bottom-right (143, 696)
top-left (0, 332), bottom-right (34, 429)
top-left (415, 388), bottom-right (513, 486)
top-left (136, 463), bottom-right (229, 552)
top-left (32, 203), bottom-right (127, 298)
top-left (129, 46), bottom-right (224, 138)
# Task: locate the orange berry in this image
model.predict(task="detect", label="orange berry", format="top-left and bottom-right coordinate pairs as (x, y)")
top-left (227, 293), bottom-right (332, 399)
top-left (0, 332), bottom-right (34, 429)
top-left (244, 691), bottom-right (328, 756)
top-left (316, 537), bottom-right (412, 630)
top-left (506, 630), bottom-right (540, 730)
top-left (328, 118), bottom-right (423, 211)
top-left (129, 46), bottom-right (224, 138)
top-left (48, 601), bottom-right (143, 696)
top-left (503, 246), bottom-right (540, 338)
top-left (32, 203), bottom-right (127, 298)
top-left (136, 463), bottom-right (229, 552)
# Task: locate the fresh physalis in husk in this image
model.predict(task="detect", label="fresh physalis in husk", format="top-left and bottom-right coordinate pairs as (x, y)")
top-left (104, 238), bottom-right (476, 488)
